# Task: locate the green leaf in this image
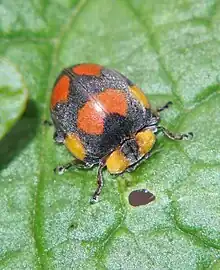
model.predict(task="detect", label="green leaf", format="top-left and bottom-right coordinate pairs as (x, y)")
top-left (0, 59), bottom-right (28, 140)
top-left (0, 0), bottom-right (219, 269)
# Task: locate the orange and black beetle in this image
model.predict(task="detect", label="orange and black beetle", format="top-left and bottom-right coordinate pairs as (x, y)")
top-left (50, 63), bottom-right (193, 203)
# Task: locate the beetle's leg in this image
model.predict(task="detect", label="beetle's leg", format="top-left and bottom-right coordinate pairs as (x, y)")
top-left (43, 120), bottom-right (65, 144)
top-left (156, 101), bottom-right (173, 113)
top-left (53, 129), bottom-right (66, 144)
top-left (90, 160), bottom-right (106, 204)
top-left (43, 119), bottom-right (66, 144)
top-left (43, 120), bottom-right (53, 126)
top-left (152, 101), bottom-right (173, 122)
top-left (158, 126), bottom-right (193, 140)
top-left (54, 159), bottom-right (94, 175)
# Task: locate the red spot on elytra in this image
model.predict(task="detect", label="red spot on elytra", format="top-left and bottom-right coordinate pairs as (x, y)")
top-left (73, 63), bottom-right (103, 76)
top-left (77, 89), bottom-right (128, 135)
top-left (51, 75), bottom-right (70, 108)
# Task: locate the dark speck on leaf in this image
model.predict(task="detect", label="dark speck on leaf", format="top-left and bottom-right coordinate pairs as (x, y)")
top-left (128, 189), bottom-right (155, 207)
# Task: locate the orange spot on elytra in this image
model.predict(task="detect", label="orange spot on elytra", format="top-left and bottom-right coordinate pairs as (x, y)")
top-left (135, 130), bottom-right (156, 155)
top-left (77, 89), bottom-right (128, 135)
top-left (51, 75), bottom-right (70, 108)
top-left (106, 148), bottom-right (130, 174)
top-left (73, 63), bottom-right (103, 76)
top-left (64, 133), bottom-right (86, 160)
top-left (129, 85), bottom-right (150, 108)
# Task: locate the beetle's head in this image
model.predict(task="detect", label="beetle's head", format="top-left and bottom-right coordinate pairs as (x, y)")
top-left (106, 129), bottom-right (156, 174)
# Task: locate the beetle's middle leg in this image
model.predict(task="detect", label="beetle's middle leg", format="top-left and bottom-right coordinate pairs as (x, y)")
top-left (53, 129), bottom-right (66, 144)
top-left (54, 159), bottom-right (94, 175)
top-left (153, 101), bottom-right (173, 122)
top-left (156, 101), bottom-right (173, 113)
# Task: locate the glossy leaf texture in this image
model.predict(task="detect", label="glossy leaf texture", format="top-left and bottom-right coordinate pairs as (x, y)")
top-left (0, 0), bottom-right (220, 269)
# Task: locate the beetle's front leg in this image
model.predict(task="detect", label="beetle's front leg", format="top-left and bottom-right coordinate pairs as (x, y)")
top-left (158, 126), bottom-right (193, 140)
top-left (90, 159), bottom-right (106, 204)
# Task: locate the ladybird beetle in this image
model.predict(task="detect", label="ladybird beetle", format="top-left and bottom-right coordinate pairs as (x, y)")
top-left (50, 63), bottom-right (193, 203)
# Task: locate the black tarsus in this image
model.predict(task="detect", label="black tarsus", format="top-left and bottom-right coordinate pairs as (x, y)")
top-left (156, 101), bottom-right (173, 113)
top-left (43, 120), bottom-right (53, 126)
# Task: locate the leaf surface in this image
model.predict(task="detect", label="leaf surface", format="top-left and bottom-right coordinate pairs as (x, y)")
top-left (0, 0), bottom-right (219, 269)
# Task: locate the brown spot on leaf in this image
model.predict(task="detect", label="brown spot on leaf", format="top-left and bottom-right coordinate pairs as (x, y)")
top-left (128, 189), bottom-right (155, 207)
